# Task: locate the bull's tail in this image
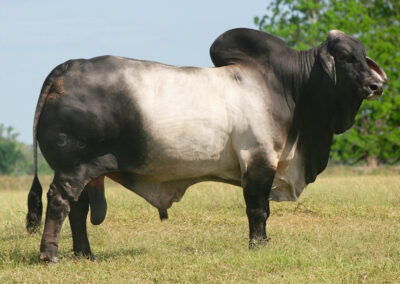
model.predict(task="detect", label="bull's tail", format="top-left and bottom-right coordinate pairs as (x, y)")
top-left (26, 174), bottom-right (43, 233)
top-left (158, 209), bottom-right (168, 221)
top-left (26, 61), bottom-right (71, 234)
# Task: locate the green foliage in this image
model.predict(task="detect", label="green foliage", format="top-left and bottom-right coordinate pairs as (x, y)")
top-left (255, 0), bottom-right (400, 165)
top-left (14, 143), bottom-right (53, 176)
top-left (0, 140), bottom-right (22, 175)
top-left (0, 124), bottom-right (23, 175)
top-left (0, 123), bottom-right (52, 176)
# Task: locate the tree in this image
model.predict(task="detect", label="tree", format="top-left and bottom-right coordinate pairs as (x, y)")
top-left (0, 124), bottom-right (23, 175)
top-left (17, 144), bottom-right (53, 175)
top-left (255, 0), bottom-right (400, 166)
top-left (0, 123), bottom-right (52, 176)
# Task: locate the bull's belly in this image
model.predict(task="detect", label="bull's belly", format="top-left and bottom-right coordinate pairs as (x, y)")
top-left (113, 130), bottom-right (241, 210)
top-left (136, 154), bottom-right (241, 182)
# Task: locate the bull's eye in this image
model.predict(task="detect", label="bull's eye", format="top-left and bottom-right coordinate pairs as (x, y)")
top-left (73, 160), bottom-right (80, 168)
top-left (335, 48), bottom-right (354, 62)
top-left (337, 52), bottom-right (357, 64)
top-left (346, 55), bottom-right (357, 63)
top-left (337, 53), bottom-right (348, 60)
top-left (77, 140), bottom-right (86, 149)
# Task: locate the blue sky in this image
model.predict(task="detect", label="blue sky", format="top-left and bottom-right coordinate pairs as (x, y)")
top-left (0, 0), bottom-right (268, 143)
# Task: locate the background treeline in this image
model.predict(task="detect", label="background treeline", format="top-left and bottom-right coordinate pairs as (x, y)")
top-left (1, 0), bottom-right (399, 176)
top-left (0, 124), bottom-right (52, 175)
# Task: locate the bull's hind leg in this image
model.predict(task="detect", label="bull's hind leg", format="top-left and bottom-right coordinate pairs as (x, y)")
top-left (68, 187), bottom-right (92, 258)
top-left (40, 172), bottom-right (89, 263)
top-left (40, 182), bottom-right (71, 263)
top-left (68, 176), bottom-right (106, 260)
top-left (242, 157), bottom-right (275, 249)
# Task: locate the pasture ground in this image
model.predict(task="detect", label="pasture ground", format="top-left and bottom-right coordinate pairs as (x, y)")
top-left (0, 169), bottom-right (399, 283)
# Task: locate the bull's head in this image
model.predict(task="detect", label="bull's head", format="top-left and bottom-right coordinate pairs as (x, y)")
top-left (319, 30), bottom-right (387, 100)
top-left (318, 30), bottom-right (387, 133)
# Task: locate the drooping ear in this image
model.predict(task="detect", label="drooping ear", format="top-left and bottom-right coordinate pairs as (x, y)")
top-left (318, 44), bottom-right (336, 85)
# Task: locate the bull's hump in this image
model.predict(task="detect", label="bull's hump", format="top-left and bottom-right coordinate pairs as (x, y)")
top-left (210, 28), bottom-right (289, 68)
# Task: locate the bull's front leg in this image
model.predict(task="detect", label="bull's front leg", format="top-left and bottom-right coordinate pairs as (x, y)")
top-left (242, 165), bottom-right (275, 249)
top-left (40, 183), bottom-right (71, 263)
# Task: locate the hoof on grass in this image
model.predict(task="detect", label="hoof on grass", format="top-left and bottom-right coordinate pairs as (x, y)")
top-left (40, 253), bottom-right (61, 264)
top-left (249, 237), bottom-right (269, 250)
top-left (26, 218), bottom-right (41, 234)
top-left (74, 251), bottom-right (97, 262)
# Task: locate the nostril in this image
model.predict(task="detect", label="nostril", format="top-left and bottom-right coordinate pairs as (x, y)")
top-left (369, 84), bottom-right (378, 91)
top-left (368, 82), bottom-right (383, 93)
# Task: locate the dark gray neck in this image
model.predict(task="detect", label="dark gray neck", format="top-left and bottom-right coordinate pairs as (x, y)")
top-left (279, 45), bottom-right (338, 184)
top-left (291, 47), bottom-right (320, 103)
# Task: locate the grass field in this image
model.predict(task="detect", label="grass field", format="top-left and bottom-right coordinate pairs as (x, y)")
top-left (0, 171), bottom-right (399, 283)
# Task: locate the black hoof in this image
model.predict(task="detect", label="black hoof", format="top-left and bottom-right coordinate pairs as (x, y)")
top-left (249, 237), bottom-right (269, 249)
top-left (26, 215), bottom-right (41, 234)
top-left (40, 253), bottom-right (61, 264)
top-left (74, 251), bottom-right (97, 261)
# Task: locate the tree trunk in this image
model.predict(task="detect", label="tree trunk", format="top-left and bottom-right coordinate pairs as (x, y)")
top-left (365, 154), bottom-right (378, 168)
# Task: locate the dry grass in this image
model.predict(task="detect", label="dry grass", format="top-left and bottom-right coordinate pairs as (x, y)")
top-left (0, 172), bottom-right (399, 283)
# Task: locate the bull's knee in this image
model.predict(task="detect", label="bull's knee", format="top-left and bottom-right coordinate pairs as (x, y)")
top-left (46, 184), bottom-right (71, 219)
top-left (246, 208), bottom-right (268, 223)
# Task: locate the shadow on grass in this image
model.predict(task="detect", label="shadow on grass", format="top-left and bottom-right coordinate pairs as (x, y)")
top-left (0, 233), bottom-right (33, 242)
top-left (0, 227), bottom-right (147, 265)
top-left (0, 249), bottom-right (42, 266)
top-left (0, 247), bottom-right (148, 266)
top-left (94, 247), bottom-right (148, 262)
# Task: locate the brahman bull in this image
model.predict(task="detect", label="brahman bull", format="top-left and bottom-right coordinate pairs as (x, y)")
top-left (26, 28), bottom-right (387, 262)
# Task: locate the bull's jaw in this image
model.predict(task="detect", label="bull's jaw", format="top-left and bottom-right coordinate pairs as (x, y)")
top-left (366, 93), bottom-right (382, 101)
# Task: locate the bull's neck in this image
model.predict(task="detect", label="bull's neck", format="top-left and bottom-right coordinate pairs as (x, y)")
top-left (291, 47), bottom-right (319, 102)
top-left (288, 46), bottom-right (338, 183)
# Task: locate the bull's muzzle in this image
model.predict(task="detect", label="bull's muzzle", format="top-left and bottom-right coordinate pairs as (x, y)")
top-left (365, 80), bottom-right (384, 101)
top-left (365, 56), bottom-right (387, 101)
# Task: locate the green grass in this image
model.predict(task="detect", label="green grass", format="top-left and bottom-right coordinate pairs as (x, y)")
top-left (0, 173), bottom-right (399, 283)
